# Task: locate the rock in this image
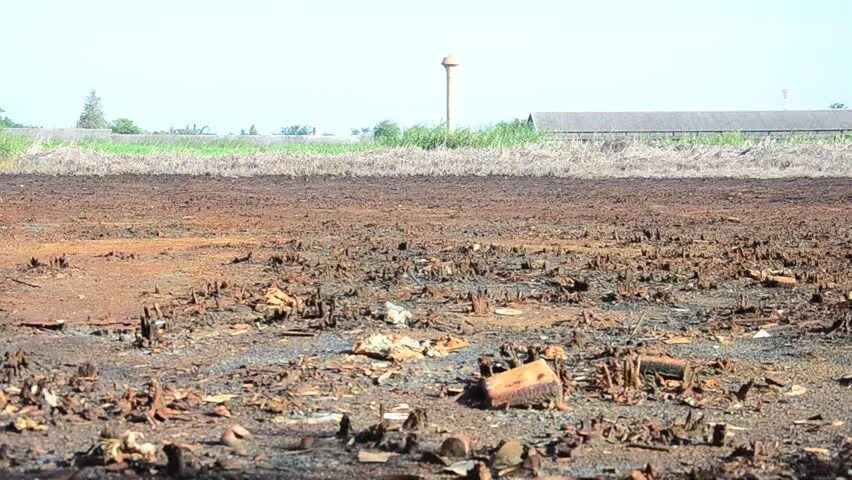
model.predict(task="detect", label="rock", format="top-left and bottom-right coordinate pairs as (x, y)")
top-left (765, 275), bottom-right (796, 287)
top-left (220, 425), bottom-right (251, 454)
top-left (492, 440), bottom-right (524, 469)
top-left (385, 301), bottom-right (412, 328)
top-left (765, 374), bottom-right (788, 387)
top-left (753, 329), bottom-right (771, 339)
top-left (230, 424), bottom-right (252, 439)
top-left (210, 405), bottom-right (231, 418)
top-left (220, 429), bottom-right (241, 449)
top-left (440, 433), bottom-right (473, 458)
top-left (482, 359), bottom-right (563, 409)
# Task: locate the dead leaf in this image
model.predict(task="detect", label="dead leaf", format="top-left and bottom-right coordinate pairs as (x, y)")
top-left (11, 416), bottom-right (47, 432)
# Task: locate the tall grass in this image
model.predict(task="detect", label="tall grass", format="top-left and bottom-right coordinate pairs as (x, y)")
top-left (376, 120), bottom-right (545, 149)
top-left (0, 132), bottom-right (31, 169)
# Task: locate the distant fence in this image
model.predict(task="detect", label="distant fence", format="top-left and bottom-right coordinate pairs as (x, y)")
top-left (2, 128), bottom-right (112, 140)
top-left (1, 128), bottom-right (367, 145)
top-left (545, 130), bottom-right (851, 140)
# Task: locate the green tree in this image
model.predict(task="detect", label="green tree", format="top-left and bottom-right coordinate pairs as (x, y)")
top-left (110, 118), bottom-right (143, 134)
top-left (372, 120), bottom-right (401, 146)
top-left (829, 102), bottom-right (847, 109)
top-left (0, 107), bottom-right (24, 128)
top-left (279, 125), bottom-right (313, 135)
top-left (76, 90), bottom-right (108, 129)
top-left (249, 124), bottom-right (258, 135)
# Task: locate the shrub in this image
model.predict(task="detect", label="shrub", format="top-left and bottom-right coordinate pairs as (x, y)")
top-left (280, 125), bottom-right (313, 135)
top-left (110, 118), bottom-right (143, 134)
top-left (373, 120), bottom-right (402, 146)
top-left (0, 132), bottom-right (30, 165)
top-left (376, 119), bottom-right (543, 150)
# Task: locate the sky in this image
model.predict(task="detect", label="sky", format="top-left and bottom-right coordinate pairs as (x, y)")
top-left (2, 0), bottom-right (850, 135)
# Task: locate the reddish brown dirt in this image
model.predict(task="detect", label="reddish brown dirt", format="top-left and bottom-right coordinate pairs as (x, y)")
top-left (0, 175), bottom-right (850, 479)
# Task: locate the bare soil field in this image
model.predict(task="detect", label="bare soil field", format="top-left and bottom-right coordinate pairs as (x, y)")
top-left (0, 175), bottom-right (850, 479)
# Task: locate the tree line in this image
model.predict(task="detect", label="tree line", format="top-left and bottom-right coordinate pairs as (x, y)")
top-left (2, 90), bottom-right (327, 136)
top-left (6, 91), bottom-right (847, 136)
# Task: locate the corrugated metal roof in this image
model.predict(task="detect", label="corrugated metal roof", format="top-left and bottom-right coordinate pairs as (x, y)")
top-left (529, 110), bottom-right (852, 133)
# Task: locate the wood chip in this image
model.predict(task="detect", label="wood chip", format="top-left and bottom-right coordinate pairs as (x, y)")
top-left (18, 319), bottom-right (65, 330)
top-left (803, 447), bottom-right (830, 457)
top-left (483, 359), bottom-right (562, 409)
top-left (494, 308), bottom-right (523, 316)
top-left (202, 393), bottom-right (238, 403)
top-left (358, 450), bottom-right (397, 463)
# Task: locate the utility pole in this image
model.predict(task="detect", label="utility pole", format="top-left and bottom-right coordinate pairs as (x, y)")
top-left (441, 55), bottom-right (460, 132)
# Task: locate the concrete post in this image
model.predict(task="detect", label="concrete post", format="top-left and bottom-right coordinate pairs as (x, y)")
top-left (441, 55), bottom-right (460, 132)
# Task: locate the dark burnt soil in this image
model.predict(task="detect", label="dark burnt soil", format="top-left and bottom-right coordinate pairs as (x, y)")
top-left (0, 175), bottom-right (850, 479)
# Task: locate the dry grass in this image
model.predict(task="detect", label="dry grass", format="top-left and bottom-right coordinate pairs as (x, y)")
top-left (5, 140), bottom-right (851, 178)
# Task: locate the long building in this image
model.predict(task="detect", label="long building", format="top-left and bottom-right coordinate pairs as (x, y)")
top-left (528, 110), bottom-right (852, 139)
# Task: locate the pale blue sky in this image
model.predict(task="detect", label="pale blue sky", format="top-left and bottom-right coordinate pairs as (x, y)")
top-left (2, 0), bottom-right (850, 134)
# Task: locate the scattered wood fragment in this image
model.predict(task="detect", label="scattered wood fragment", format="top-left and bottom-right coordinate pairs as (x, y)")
top-left (638, 355), bottom-right (692, 382)
top-left (626, 443), bottom-right (671, 452)
top-left (202, 393), bottom-right (238, 404)
top-left (3, 277), bottom-right (41, 288)
top-left (358, 450), bottom-right (396, 463)
top-left (280, 330), bottom-right (319, 337)
top-left (482, 359), bottom-right (563, 409)
top-left (17, 319), bottom-right (65, 330)
top-left (227, 252), bottom-right (253, 264)
top-left (765, 275), bottom-right (797, 287)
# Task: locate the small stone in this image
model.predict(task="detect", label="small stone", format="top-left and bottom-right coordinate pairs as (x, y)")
top-left (492, 440), bottom-right (523, 469)
top-left (766, 275), bottom-right (796, 287)
top-left (753, 329), bottom-right (771, 339)
top-left (765, 374), bottom-right (788, 387)
top-left (439, 433), bottom-right (472, 458)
